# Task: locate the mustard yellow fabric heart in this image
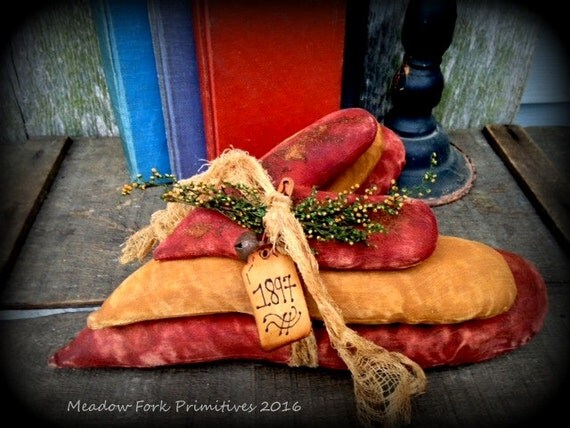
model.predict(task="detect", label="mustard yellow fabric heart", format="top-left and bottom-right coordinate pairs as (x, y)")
top-left (88, 236), bottom-right (516, 329)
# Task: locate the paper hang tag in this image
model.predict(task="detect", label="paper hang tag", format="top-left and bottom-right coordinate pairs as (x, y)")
top-left (241, 246), bottom-right (312, 351)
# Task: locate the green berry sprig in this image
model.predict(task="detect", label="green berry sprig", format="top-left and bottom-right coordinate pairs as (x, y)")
top-left (294, 184), bottom-right (405, 245)
top-left (159, 180), bottom-right (405, 245)
top-left (121, 169), bottom-right (419, 246)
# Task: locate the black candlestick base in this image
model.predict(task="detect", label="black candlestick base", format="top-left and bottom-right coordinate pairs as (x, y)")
top-left (395, 123), bottom-right (476, 206)
top-left (383, 0), bottom-right (475, 205)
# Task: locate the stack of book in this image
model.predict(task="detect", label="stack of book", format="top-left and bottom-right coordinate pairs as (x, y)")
top-left (91, 0), bottom-right (347, 181)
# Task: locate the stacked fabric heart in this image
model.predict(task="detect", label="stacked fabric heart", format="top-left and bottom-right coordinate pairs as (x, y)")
top-left (49, 108), bottom-right (548, 423)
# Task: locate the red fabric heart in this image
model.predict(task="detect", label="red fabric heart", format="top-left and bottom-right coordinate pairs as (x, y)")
top-left (153, 195), bottom-right (438, 270)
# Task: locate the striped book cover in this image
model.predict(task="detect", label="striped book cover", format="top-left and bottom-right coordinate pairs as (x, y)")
top-left (148, 0), bottom-right (207, 180)
top-left (90, 0), bottom-right (171, 181)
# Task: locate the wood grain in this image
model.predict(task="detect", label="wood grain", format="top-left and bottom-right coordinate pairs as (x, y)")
top-left (0, 284), bottom-right (567, 427)
top-left (0, 137), bottom-right (165, 308)
top-left (1, 0), bottom-right (117, 142)
top-left (432, 129), bottom-right (569, 283)
top-left (483, 124), bottom-right (570, 251)
top-left (0, 128), bottom-right (569, 427)
top-left (524, 126), bottom-right (570, 177)
top-left (0, 137), bottom-right (71, 281)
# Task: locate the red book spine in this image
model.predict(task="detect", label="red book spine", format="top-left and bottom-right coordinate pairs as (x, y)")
top-left (192, 0), bottom-right (347, 160)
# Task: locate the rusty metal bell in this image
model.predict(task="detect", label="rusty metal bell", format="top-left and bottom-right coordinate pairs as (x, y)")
top-left (234, 231), bottom-right (260, 261)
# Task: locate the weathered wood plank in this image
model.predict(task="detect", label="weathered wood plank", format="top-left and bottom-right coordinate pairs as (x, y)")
top-left (524, 126), bottom-right (570, 177)
top-left (432, 129), bottom-right (570, 283)
top-left (0, 282), bottom-right (567, 427)
top-left (0, 46), bottom-right (28, 142)
top-left (0, 137), bottom-right (72, 281)
top-left (0, 137), bottom-right (166, 308)
top-left (359, 0), bottom-right (407, 115)
top-left (0, 129), bottom-right (568, 427)
top-left (435, 1), bottom-right (539, 128)
top-left (3, 0), bottom-right (118, 141)
top-left (482, 124), bottom-right (570, 251)
top-left (0, 313), bottom-right (359, 427)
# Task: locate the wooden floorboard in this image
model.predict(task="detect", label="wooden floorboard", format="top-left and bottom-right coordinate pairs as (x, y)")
top-left (524, 126), bottom-right (570, 180)
top-left (0, 284), bottom-right (567, 427)
top-left (0, 129), bottom-right (568, 427)
top-left (0, 137), bottom-right (166, 308)
top-left (0, 137), bottom-right (72, 282)
top-left (482, 124), bottom-right (570, 251)
top-left (435, 128), bottom-right (569, 284)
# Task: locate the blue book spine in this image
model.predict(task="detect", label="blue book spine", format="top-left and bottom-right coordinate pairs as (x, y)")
top-left (90, 0), bottom-right (171, 181)
top-left (148, 0), bottom-right (207, 180)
